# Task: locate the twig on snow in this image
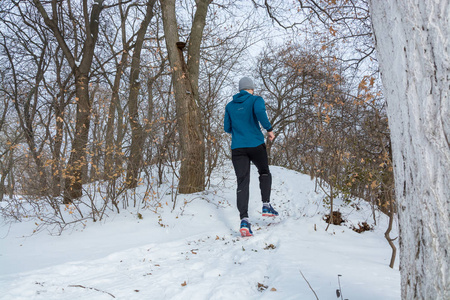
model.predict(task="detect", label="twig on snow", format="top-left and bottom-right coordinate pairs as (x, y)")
top-left (299, 269), bottom-right (319, 300)
top-left (68, 284), bottom-right (116, 298)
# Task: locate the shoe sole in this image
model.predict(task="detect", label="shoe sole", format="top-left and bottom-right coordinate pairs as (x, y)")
top-left (262, 213), bottom-right (278, 217)
top-left (240, 227), bottom-right (253, 237)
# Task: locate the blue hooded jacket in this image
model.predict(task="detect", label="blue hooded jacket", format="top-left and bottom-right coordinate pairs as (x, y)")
top-left (224, 90), bottom-right (272, 149)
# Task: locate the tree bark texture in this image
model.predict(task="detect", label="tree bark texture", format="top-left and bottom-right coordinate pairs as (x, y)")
top-left (161, 0), bottom-right (209, 194)
top-left (369, 1), bottom-right (449, 299)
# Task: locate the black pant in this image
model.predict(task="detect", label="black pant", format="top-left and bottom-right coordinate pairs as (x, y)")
top-left (231, 143), bottom-right (272, 219)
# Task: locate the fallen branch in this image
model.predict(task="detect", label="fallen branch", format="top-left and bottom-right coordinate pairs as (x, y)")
top-left (68, 284), bottom-right (116, 298)
top-left (299, 269), bottom-right (319, 300)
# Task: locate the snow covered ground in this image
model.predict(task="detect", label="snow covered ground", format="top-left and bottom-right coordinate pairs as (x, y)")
top-left (0, 165), bottom-right (400, 300)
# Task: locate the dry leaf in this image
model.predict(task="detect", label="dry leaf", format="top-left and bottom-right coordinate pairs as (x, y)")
top-left (257, 283), bottom-right (268, 292)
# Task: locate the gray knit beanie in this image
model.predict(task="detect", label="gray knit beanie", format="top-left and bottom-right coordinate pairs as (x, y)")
top-left (239, 77), bottom-right (255, 91)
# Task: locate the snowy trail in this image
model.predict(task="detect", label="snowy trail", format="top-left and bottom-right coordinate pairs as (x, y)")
top-left (0, 166), bottom-right (400, 300)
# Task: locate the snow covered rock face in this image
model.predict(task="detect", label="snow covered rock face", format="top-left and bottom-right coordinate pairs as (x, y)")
top-left (369, 1), bottom-right (449, 299)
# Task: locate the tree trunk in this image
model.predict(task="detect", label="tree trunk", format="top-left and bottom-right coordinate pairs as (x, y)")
top-left (64, 73), bottom-right (92, 202)
top-left (125, 0), bottom-right (156, 188)
top-left (104, 51), bottom-right (128, 180)
top-left (369, 1), bottom-right (449, 299)
top-left (161, 0), bottom-right (208, 194)
top-left (51, 97), bottom-right (65, 196)
top-left (49, 49), bottom-right (71, 197)
top-left (0, 152), bottom-right (13, 201)
top-left (0, 177), bottom-right (4, 202)
top-left (6, 150), bottom-right (15, 199)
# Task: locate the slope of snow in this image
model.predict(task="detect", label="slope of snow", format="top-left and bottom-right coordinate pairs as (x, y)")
top-left (0, 165), bottom-right (400, 300)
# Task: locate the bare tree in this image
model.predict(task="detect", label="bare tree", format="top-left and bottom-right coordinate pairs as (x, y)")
top-left (47, 46), bottom-right (74, 197)
top-left (1, 5), bottom-right (54, 196)
top-left (32, 0), bottom-right (105, 203)
top-left (125, 0), bottom-right (158, 188)
top-left (161, 0), bottom-right (210, 193)
top-left (101, 5), bottom-right (131, 181)
top-left (0, 65), bottom-right (21, 200)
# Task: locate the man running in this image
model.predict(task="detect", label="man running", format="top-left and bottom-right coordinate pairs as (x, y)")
top-left (224, 77), bottom-right (279, 237)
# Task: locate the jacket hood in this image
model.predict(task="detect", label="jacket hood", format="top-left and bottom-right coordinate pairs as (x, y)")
top-left (232, 90), bottom-right (253, 103)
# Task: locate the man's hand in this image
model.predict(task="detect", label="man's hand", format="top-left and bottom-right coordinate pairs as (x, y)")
top-left (267, 131), bottom-right (275, 142)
